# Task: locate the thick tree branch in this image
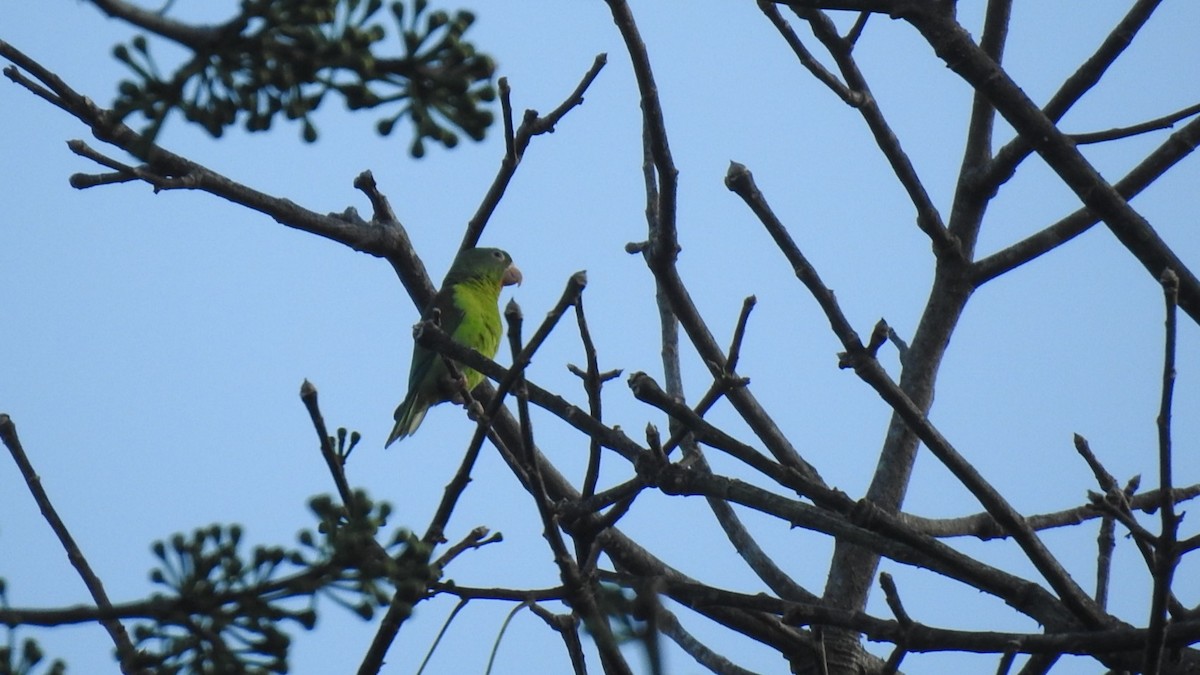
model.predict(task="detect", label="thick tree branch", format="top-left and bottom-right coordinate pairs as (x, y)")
top-left (981, 0), bottom-right (1165, 191)
top-left (906, 9), bottom-right (1200, 323)
top-left (896, 483), bottom-right (1200, 539)
top-left (85, 0), bottom-right (229, 49)
top-left (656, 603), bottom-right (761, 675)
top-left (945, 0), bottom-right (1010, 255)
top-left (660, 578), bottom-right (1200, 658)
top-left (973, 114), bottom-right (1200, 285)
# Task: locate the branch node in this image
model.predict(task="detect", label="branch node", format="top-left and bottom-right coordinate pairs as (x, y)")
top-left (867, 318), bottom-right (890, 357)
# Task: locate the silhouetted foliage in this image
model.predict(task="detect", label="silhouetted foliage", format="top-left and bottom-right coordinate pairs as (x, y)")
top-left (112, 0), bottom-right (495, 154)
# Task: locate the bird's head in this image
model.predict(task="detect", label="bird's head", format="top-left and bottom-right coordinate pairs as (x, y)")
top-left (447, 247), bottom-right (522, 288)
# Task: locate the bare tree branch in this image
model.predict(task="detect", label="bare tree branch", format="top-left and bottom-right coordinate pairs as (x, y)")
top-left (725, 162), bottom-right (1113, 632)
top-left (459, 54), bottom-right (607, 251)
top-left (790, 7), bottom-right (958, 257)
top-left (85, 0), bottom-right (227, 49)
top-left (0, 415), bottom-right (142, 674)
top-left (972, 114), bottom-right (1200, 284)
top-left (1145, 269), bottom-right (1182, 673)
top-left (504, 300), bottom-right (635, 675)
top-left (945, 0), bottom-right (1010, 255)
top-left (656, 577), bottom-right (1200, 657)
top-left (1070, 102), bottom-right (1200, 145)
top-left (895, 483), bottom-right (1200, 539)
top-left (7, 3), bottom-right (1200, 672)
top-left (656, 602), bottom-right (760, 675)
top-left (905, 8), bottom-right (1200, 324)
top-left (757, 2), bottom-right (861, 106)
top-left (981, 0), bottom-right (1166, 191)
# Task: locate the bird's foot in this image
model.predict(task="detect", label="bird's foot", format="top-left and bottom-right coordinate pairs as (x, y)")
top-left (465, 399), bottom-right (486, 422)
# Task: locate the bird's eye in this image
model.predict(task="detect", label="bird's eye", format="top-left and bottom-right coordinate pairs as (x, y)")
top-left (493, 251), bottom-right (504, 259)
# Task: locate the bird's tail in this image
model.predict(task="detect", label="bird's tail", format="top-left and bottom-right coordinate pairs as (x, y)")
top-left (385, 392), bottom-right (427, 447)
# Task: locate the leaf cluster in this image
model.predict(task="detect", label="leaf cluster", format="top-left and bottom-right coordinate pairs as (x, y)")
top-left (127, 492), bottom-right (420, 674)
top-left (111, 0), bottom-right (495, 154)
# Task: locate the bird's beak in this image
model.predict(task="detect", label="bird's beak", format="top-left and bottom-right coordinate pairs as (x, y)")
top-left (502, 263), bottom-right (523, 287)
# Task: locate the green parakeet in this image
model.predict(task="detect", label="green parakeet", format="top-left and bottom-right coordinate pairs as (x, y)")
top-left (386, 247), bottom-right (522, 446)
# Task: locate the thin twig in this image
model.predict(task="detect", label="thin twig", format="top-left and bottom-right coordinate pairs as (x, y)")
top-left (1145, 268), bottom-right (1181, 673)
top-left (1074, 435), bottom-right (1178, 596)
top-left (793, 7), bottom-right (957, 257)
top-left (1070, 101), bottom-right (1200, 145)
top-left (505, 303), bottom-right (536, 466)
top-left (945, 0), bottom-right (1010, 253)
top-left (658, 296), bottom-right (756, 457)
top-left (726, 161), bottom-right (1105, 628)
top-left (569, 294), bottom-right (616, 571)
top-left (973, 114), bottom-right (1200, 284)
top-left (604, 0), bottom-right (677, 266)
top-left (299, 380), bottom-right (354, 509)
top-left (894, 482), bottom-right (1200, 539)
top-left (527, 605), bottom-right (588, 675)
top-left (878, 573), bottom-right (911, 626)
top-left (2, 44), bottom-right (86, 116)
top-left (558, 477), bottom-right (646, 523)
top-left (433, 526), bottom-right (503, 572)
top-left (415, 599), bottom-right (470, 675)
top-left (0, 415), bottom-right (141, 673)
top-left (352, 170), bottom-right (400, 225)
top-left (572, 295), bottom-right (608, 501)
top-left (68, 171), bottom-right (139, 189)
top-left (484, 601), bottom-right (531, 675)
top-left (881, 646), bottom-right (906, 674)
top-left (1017, 654), bottom-right (1061, 674)
top-left (1073, 433), bottom-right (1121, 492)
top-left (725, 162), bottom-right (862, 351)
top-left (507, 301), bottom-right (633, 675)
top-left (1095, 514), bottom-right (1115, 610)
top-left (845, 11), bottom-right (870, 46)
top-left (727, 295), bottom-right (756, 373)
top-left (757, 2), bottom-right (861, 106)
top-left (995, 651), bottom-right (1017, 675)
top-left (656, 603), bottom-right (760, 675)
top-left (980, 0), bottom-right (1164, 191)
top-left (459, 55), bottom-right (607, 251)
top-left (499, 77), bottom-right (516, 161)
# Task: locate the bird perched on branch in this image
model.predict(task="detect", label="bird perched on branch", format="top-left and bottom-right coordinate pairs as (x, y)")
top-left (386, 247), bottom-right (522, 446)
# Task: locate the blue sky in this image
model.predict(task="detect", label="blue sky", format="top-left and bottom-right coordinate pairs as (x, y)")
top-left (3, 2), bottom-right (1200, 673)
